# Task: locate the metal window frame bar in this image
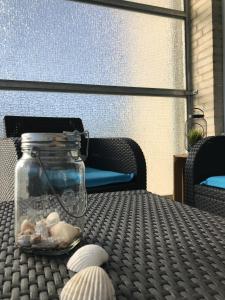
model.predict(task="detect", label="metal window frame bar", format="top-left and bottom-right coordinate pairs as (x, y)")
top-left (0, 79), bottom-right (194, 97)
top-left (0, 0), bottom-right (193, 100)
top-left (184, 0), bottom-right (193, 114)
top-left (68, 0), bottom-right (186, 19)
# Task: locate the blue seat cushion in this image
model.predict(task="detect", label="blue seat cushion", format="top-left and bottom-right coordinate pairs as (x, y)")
top-left (200, 176), bottom-right (225, 189)
top-left (85, 167), bottom-right (135, 188)
top-left (33, 167), bottom-right (135, 189)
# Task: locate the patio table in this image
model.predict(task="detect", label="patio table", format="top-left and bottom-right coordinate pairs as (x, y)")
top-left (1, 190), bottom-right (225, 299)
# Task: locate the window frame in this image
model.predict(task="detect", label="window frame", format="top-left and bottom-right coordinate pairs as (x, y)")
top-left (0, 0), bottom-right (193, 113)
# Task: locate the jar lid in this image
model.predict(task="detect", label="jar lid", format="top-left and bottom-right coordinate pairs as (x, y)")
top-left (21, 131), bottom-right (82, 149)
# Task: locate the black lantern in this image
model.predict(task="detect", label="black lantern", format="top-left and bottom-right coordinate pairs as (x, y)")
top-left (185, 108), bottom-right (207, 151)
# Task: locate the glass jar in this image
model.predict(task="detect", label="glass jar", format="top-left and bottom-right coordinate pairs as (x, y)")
top-left (15, 131), bottom-right (88, 254)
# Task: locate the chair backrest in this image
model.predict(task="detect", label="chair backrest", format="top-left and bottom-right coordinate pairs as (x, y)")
top-left (4, 115), bottom-right (84, 137)
top-left (4, 115), bottom-right (88, 159)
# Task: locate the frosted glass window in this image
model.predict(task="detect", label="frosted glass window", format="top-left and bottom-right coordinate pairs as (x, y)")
top-left (126, 0), bottom-right (184, 10)
top-left (0, 91), bottom-right (186, 195)
top-left (0, 0), bottom-right (185, 89)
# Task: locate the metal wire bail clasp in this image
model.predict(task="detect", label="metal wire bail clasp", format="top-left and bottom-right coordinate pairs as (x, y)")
top-left (81, 130), bottom-right (89, 161)
top-left (63, 130), bottom-right (89, 161)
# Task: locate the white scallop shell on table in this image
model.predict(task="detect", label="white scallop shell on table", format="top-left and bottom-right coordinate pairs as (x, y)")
top-left (60, 266), bottom-right (116, 300)
top-left (67, 244), bottom-right (109, 272)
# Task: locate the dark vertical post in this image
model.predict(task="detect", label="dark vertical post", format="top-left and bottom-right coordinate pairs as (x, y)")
top-left (184, 0), bottom-right (193, 122)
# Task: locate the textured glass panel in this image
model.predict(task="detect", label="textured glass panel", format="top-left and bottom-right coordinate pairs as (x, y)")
top-left (127, 0), bottom-right (184, 10)
top-left (0, 0), bottom-right (185, 89)
top-left (0, 91), bottom-right (186, 195)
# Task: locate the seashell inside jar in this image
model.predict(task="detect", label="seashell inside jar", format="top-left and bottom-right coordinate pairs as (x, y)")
top-left (16, 212), bottom-right (81, 254)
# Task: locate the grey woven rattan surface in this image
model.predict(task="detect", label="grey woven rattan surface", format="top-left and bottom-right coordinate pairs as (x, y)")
top-left (2, 190), bottom-right (225, 299)
top-left (184, 138), bottom-right (207, 207)
top-left (194, 184), bottom-right (225, 217)
top-left (184, 136), bottom-right (225, 217)
top-left (0, 138), bottom-right (19, 203)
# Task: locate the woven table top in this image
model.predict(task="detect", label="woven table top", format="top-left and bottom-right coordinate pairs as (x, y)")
top-left (1, 190), bottom-right (225, 300)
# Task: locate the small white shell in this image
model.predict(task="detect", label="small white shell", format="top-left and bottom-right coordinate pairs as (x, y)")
top-left (35, 220), bottom-right (49, 239)
top-left (60, 266), bottom-right (116, 300)
top-left (49, 222), bottom-right (81, 248)
top-left (20, 219), bottom-right (35, 235)
top-left (67, 244), bottom-right (109, 272)
top-left (46, 212), bottom-right (60, 227)
top-left (17, 235), bottom-right (31, 247)
top-left (30, 234), bottom-right (41, 244)
top-left (31, 237), bottom-right (58, 249)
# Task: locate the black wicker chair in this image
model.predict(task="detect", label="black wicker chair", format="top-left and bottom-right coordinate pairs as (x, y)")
top-left (0, 116), bottom-right (146, 201)
top-left (184, 135), bottom-right (225, 217)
